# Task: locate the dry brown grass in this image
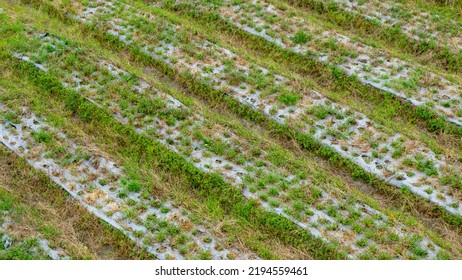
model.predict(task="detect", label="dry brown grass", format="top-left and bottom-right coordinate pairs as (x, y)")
top-left (0, 146), bottom-right (150, 259)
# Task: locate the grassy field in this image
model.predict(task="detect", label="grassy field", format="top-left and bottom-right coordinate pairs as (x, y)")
top-left (0, 0), bottom-right (461, 259)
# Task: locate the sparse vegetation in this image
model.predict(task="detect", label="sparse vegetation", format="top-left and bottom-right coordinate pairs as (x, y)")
top-left (0, 0), bottom-right (460, 260)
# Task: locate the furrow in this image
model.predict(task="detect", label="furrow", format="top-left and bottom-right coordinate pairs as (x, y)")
top-left (170, 0), bottom-right (462, 127)
top-left (315, 0), bottom-right (462, 52)
top-left (56, 0), bottom-right (462, 218)
top-left (0, 103), bottom-right (244, 260)
top-left (10, 29), bottom-right (448, 259)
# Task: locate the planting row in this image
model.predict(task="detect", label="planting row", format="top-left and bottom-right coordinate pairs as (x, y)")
top-left (168, 0), bottom-right (462, 127)
top-left (11, 27), bottom-right (449, 259)
top-left (0, 102), bottom-right (245, 260)
top-left (0, 210), bottom-right (69, 260)
top-left (60, 0), bottom-right (462, 218)
top-left (314, 0), bottom-right (462, 52)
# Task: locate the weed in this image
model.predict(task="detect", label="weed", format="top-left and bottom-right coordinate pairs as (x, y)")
top-left (32, 129), bottom-right (54, 144)
top-left (291, 30), bottom-right (311, 45)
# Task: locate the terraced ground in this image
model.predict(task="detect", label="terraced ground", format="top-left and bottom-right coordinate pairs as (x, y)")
top-left (0, 0), bottom-right (461, 259)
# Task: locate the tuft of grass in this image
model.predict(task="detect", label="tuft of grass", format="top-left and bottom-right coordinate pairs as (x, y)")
top-left (126, 180), bottom-right (142, 192)
top-left (31, 129), bottom-right (54, 144)
top-left (278, 91), bottom-right (300, 106)
top-left (291, 30), bottom-right (311, 45)
top-left (136, 97), bottom-right (165, 115)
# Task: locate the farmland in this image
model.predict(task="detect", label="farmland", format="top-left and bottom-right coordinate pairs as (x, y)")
top-left (0, 0), bottom-right (461, 259)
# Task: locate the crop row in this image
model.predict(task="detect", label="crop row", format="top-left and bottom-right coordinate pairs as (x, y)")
top-left (10, 25), bottom-right (452, 258)
top-left (51, 0), bottom-right (462, 219)
top-left (0, 101), bottom-right (245, 260)
top-left (313, 0), bottom-right (462, 52)
top-left (169, 0), bottom-right (462, 127)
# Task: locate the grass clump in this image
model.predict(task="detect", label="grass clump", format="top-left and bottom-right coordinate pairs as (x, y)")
top-left (291, 30), bottom-right (311, 45)
top-left (136, 97), bottom-right (165, 115)
top-left (31, 129), bottom-right (54, 144)
top-left (278, 91), bottom-right (300, 106)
